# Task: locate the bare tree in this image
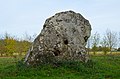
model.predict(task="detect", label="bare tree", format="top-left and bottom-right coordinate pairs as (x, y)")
top-left (104, 30), bottom-right (117, 54)
top-left (32, 33), bottom-right (37, 41)
top-left (91, 32), bottom-right (100, 55)
top-left (23, 32), bottom-right (32, 42)
top-left (118, 32), bottom-right (120, 48)
top-left (100, 36), bottom-right (109, 55)
top-left (23, 32), bottom-right (37, 42)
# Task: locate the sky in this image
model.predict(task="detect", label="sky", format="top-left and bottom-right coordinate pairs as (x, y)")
top-left (0, 0), bottom-right (120, 38)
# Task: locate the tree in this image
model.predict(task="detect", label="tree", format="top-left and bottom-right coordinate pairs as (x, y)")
top-left (4, 33), bottom-right (17, 56)
top-left (23, 32), bottom-right (33, 42)
top-left (117, 47), bottom-right (120, 51)
top-left (118, 32), bottom-right (120, 48)
top-left (0, 32), bottom-right (32, 57)
top-left (100, 36), bottom-right (110, 55)
top-left (0, 39), bottom-right (6, 56)
top-left (21, 40), bottom-right (31, 55)
top-left (104, 30), bottom-right (117, 54)
top-left (91, 32), bottom-right (100, 55)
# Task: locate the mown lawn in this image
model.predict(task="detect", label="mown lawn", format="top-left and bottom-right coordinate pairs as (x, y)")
top-left (0, 55), bottom-right (120, 79)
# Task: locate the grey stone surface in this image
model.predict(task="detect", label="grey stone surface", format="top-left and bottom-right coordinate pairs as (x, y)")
top-left (24, 10), bottom-right (92, 65)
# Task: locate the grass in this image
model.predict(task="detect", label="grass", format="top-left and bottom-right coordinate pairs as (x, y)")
top-left (0, 55), bottom-right (120, 79)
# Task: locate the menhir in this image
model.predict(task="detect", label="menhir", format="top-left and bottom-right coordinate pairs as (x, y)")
top-left (24, 10), bottom-right (92, 66)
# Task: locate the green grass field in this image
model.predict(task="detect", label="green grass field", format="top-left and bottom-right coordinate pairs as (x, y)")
top-left (0, 55), bottom-right (120, 79)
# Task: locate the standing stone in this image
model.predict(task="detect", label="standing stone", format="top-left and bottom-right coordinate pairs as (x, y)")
top-left (24, 10), bottom-right (92, 66)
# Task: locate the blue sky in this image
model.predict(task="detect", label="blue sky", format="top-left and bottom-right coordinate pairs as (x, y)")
top-left (0, 0), bottom-right (120, 38)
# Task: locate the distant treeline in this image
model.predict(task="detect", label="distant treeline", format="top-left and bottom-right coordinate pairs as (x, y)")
top-left (87, 29), bottom-right (120, 55)
top-left (0, 29), bottom-right (120, 57)
top-left (0, 33), bottom-right (34, 57)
